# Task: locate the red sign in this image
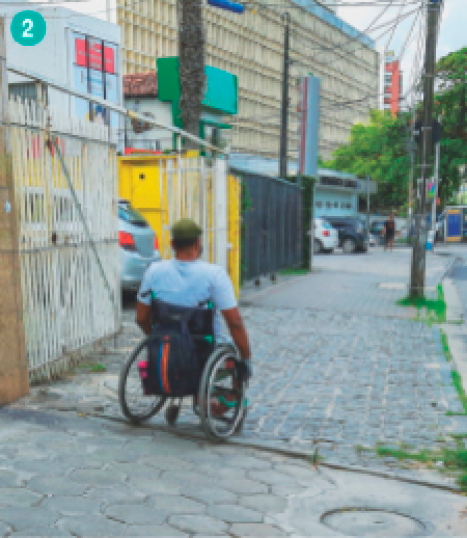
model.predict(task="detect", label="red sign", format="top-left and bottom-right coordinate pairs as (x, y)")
top-left (88, 38), bottom-right (103, 71)
top-left (124, 148), bottom-right (163, 155)
top-left (75, 38), bottom-right (87, 67)
top-left (104, 46), bottom-right (115, 74)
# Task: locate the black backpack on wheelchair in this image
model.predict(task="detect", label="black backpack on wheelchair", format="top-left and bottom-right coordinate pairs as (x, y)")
top-left (139, 297), bottom-right (215, 397)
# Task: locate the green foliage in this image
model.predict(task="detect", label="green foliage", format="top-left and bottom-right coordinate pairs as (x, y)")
top-left (452, 370), bottom-right (467, 413)
top-left (322, 110), bottom-right (410, 211)
top-left (397, 284), bottom-right (446, 323)
top-left (434, 48), bottom-right (467, 205)
top-left (376, 446), bottom-right (467, 492)
top-left (320, 47), bottom-right (466, 210)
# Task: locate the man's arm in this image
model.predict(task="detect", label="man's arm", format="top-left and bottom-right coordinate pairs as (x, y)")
top-left (136, 301), bottom-right (152, 335)
top-left (221, 307), bottom-right (250, 360)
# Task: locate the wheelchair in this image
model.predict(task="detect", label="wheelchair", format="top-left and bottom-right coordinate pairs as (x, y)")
top-left (117, 298), bottom-right (248, 442)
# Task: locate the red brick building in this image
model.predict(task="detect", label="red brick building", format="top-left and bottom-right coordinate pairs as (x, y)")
top-left (383, 53), bottom-right (402, 116)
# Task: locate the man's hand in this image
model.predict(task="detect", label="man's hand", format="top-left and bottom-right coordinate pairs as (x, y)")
top-left (221, 307), bottom-right (250, 361)
top-left (136, 301), bottom-right (151, 335)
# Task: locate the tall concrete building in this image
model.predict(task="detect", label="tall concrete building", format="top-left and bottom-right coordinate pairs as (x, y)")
top-left (379, 49), bottom-right (402, 116)
top-left (72, 0), bottom-right (379, 162)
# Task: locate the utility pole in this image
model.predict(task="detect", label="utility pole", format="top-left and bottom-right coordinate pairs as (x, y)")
top-left (366, 174), bottom-right (370, 233)
top-left (407, 106), bottom-right (416, 246)
top-left (0, 17), bottom-right (29, 404)
top-left (432, 114), bottom-right (442, 238)
top-left (279, 12), bottom-right (290, 179)
top-left (409, 0), bottom-right (441, 298)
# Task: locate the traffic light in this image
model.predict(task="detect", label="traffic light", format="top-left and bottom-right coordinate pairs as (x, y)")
top-left (207, 0), bottom-right (245, 13)
top-left (413, 119), bottom-right (442, 147)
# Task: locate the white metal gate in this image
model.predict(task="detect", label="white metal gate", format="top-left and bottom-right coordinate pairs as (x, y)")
top-left (9, 98), bottom-right (120, 383)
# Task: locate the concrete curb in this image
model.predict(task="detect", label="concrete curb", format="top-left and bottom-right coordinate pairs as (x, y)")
top-left (84, 411), bottom-right (461, 495)
top-left (439, 258), bottom-right (467, 394)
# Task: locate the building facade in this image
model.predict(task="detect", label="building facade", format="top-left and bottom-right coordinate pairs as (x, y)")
top-left (84, 0), bottom-right (378, 165)
top-left (123, 61), bottom-right (238, 153)
top-left (4, 5), bottom-right (122, 138)
top-left (379, 49), bottom-right (402, 116)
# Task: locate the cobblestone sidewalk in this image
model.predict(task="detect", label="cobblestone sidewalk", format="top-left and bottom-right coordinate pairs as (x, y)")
top-left (1, 406), bottom-right (466, 537)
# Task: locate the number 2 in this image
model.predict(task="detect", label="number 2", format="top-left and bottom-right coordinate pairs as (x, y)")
top-left (22, 19), bottom-right (33, 38)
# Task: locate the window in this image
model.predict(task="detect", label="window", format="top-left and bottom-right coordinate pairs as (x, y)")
top-left (315, 201), bottom-right (323, 208)
top-left (326, 201), bottom-right (331, 209)
top-left (9, 83), bottom-right (48, 104)
top-left (341, 202), bottom-right (346, 208)
top-left (334, 202), bottom-right (339, 208)
top-left (346, 203), bottom-right (352, 209)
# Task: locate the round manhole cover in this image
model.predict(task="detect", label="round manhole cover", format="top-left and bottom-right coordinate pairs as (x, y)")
top-left (321, 508), bottom-right (425, 536)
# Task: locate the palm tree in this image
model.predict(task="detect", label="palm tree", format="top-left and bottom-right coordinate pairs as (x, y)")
top-left (178, 0), bottom-right (205, 150)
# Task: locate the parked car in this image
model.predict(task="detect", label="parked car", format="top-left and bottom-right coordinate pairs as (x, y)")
top-left (369, 220), bottom-right (386, 246)
top-left (325, 216), bottom-right (368, 253)
top-left (119, 200), bottom-right (161, 291)
top-left (313, 217), bottom-right (338, 254)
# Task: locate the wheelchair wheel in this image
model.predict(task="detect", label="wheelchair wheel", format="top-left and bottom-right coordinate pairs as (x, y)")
top-left (118, 337), bottom-right (167, 424)
top-left (198, 345), bottom-right (246, 442)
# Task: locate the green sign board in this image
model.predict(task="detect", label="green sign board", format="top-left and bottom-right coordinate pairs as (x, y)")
top-left (157, 57), bottom-right (238, 131)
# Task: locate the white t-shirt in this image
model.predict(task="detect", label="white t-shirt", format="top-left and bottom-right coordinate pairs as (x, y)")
top-left (137, 259), bottom-right (237, 336)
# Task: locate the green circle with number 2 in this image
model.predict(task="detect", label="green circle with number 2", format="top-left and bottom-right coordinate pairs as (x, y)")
top-left (11, 10), bottom-right (46, 46)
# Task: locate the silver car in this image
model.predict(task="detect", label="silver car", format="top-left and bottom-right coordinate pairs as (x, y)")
top-left (118, 200), bottom-right (161, 291)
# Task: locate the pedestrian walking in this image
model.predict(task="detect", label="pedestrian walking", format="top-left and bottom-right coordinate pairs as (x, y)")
top-left (383, 213), bottom-right (395, 252)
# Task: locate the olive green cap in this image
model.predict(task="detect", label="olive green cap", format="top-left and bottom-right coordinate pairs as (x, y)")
top-left (171, 218), bottom-right (203, 241)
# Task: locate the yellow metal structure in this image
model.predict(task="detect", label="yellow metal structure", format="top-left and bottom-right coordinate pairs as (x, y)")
top-left (118, 154), bottom-right (241, 298)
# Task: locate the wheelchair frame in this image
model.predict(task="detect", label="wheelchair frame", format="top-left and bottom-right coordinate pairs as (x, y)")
top-left (118, 337), bottom-right (248, 442)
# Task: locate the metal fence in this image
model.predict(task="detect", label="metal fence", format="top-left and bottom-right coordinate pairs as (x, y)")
top-left (235, 169), bottom-right (302, 282)
top-left (9, 97), bottom-right (120, 383)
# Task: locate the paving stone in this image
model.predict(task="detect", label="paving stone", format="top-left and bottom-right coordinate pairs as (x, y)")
top-left (139, 455), bottom-right (194, 471)
top-left (10, 526), bottom-right (70, 536)
top-left (27, 476), bottom-right (87, 496)
top-left (84, 485), bottom-right (147, 506)
top-left (239, 494), bottom-right (288, 513)
top-left (39, 495), bottom-right (103, 516)
top-left (70, 468), bottom-right (127, 487)
top-left (125, 524), bottom-right (188, 536)
top-left (0, 470), bottom-right (22, 488)
top-left (57, 515), bottom-right (129, 536)
top-left (105, 503), bottom-right (167, 525)
top-left (206, 504), bottom-right (263, 523)
top-left (0, 508), bottom-right (60, 531)
top-left (248, 469), bottom-right (299, 487)
top-left (146, 495), bottom-right (206, 514)
top-left (183, 486), bottom-right (238, 506)
top-left (169, 514), bottom-right (228, 535)
top-left (105, 462), bottom-right (161, 482)
top-left (0, 488), bottom-right (42, 507)
top-left (219, 478), bottom-right (269, 495)
top-left (229, 523), bottom-right (287, 536)
top-left (0, 521), bottom-right (10, 536)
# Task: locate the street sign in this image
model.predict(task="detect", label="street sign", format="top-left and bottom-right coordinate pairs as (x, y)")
top-left (207, 0), bottom-right (245, 13)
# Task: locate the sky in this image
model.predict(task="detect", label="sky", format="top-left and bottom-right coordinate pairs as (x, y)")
top-left (336, 0), bottom-right (465, 106)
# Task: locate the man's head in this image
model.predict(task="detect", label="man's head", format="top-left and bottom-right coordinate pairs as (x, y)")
top-left (389, 213), bottom-right (394, 221)
top-left (171, 218), bottom-right (203, 260)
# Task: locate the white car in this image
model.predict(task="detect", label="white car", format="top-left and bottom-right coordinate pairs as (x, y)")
top-left (313, 217), bottom-right (338, 254)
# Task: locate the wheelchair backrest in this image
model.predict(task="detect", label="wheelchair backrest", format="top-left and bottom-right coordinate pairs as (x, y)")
top-left (151, 296), bottom-right (215, 339)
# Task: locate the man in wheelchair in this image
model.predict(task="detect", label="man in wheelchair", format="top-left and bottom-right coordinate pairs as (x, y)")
top-left (135, 218), bottom-right (252, 419)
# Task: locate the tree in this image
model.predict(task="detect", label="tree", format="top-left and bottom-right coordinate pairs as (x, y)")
top-left (434, 47), bottom-right (467, 206)
top-left (321, 47), bottom-right (466, 211)
top-left (323, 110), bottom-right (410, 211)
top-left (178, 0), bottom-right (205, 149)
